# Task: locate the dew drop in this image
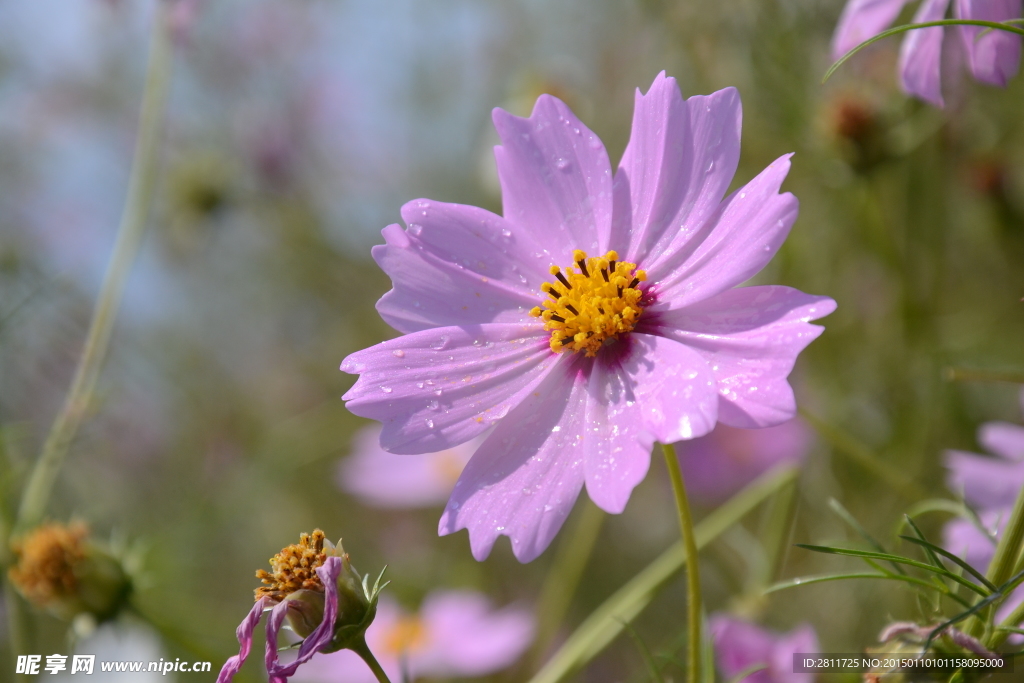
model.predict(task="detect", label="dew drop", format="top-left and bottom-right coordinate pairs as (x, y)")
top-left (427, 400), bottom-right (440, 411)
top-left (425, 418), bottom-right (435, 429)
top-left (379, 385), bottom-right (393, 393)
top-left (392, 349), bottom-right (405, 358)
top-left (430, 336), bottom-right (451, 350)
top-left (500, 228), bottom-right (512, 237)
top-left (556, 158), bottom-right (571, 171)
top-left (433, 388), bottom-right (443, 396)
top-left (407, 223), bottom-right (423, 236)
top-left (416, 382), bottom-right (425, 389)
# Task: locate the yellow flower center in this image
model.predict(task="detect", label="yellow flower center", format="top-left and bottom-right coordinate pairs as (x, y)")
top-left (255, 529), bottom-right (330, 602)
top-left (529, 250), bottom-right (646, 357)
top-left (381, 615), bottom-right (429, 657)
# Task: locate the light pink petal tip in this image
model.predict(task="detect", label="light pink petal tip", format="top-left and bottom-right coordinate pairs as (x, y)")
top-left (266, 557), bottom-right (343, 681)
top-left (956, 0), bottom-right (1022, 87)
top-left (341, 324), bottom-right (558, 454)
top-left (653, 286), bottom-right (836, 428)
top-left (372, 201), bottom-right (550, 334)
top-left (216, 597), bottom-right (271, 683)
top-left (492, 95), bottom-right (613, 257)
top-left (647, 154), bottom-right (799, 308)
top-left (612, 73), bottom-right (741, 270)
top-left (439, 363), bottom-right (588, 563)
top-left (978, 421), bottom-right (1024, 461)
top-left (831, 0), bottom-right (909, 59)
top-left (899, 0), bottom-right (952, 106)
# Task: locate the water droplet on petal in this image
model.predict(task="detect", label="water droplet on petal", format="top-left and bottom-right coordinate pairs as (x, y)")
top-left (427, 400), bottom-right (440, 411)
top-left (379, 385), bottom-right (393, 393)
top-left (407, 223), bottom-right (423, 236)
top-left (425, 418), bottom-right (435, 429)
top-left (556, 158), bottom-right (571, 171)
top-left (430, 336), bottom-right (451, 350)
top-left (392, 349), bottom-right (405, 358)
top-left (500, 228), bottom-right (512, 237)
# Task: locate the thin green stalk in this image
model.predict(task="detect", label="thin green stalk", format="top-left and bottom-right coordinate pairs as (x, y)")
top-left (528, 466), bottom-right (797, 683)
top-left (14, 3), bottom-right (174, 533)
top-left (799, 408), bottom-right (926, 500)
top-left (825, 20), bottom-right (1024, 83)
top-left (943, 367), bottom-right (1024, 384)
top-left (5, 584), bottom-right (31, 682)
top-left (972, 485), bottom-right (1024, 640)
top-left (529, 500), bottom-right (605, 668)
top-left (352, 638), bottom-right (394, 683)
top-left (662, 442), bottom-right (701, 683)
top-left (989, 592), bottom-right (1024, 650)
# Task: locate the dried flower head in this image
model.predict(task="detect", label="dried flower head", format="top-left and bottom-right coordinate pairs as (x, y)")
top-left (8, 521), bottom-right (89, 607)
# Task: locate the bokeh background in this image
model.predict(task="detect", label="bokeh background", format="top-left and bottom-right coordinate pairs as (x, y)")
top-left (1, 0), bottom-right (1023, 681)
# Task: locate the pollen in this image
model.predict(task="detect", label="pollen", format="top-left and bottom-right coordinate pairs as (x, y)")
top-left (255, 529), bottom-right (334, 602)
top-left (7, 522), bottom-right (89, 608)
top-left (529, 250), bottom-right (646, 357)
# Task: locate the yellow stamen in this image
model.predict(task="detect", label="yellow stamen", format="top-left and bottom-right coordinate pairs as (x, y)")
top-left (255, 529), bottom-right (333, 602)
top-left (529, 250), bottom-right (646, 357)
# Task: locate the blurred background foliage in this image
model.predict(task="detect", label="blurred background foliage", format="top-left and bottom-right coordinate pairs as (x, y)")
top-left (0, 0), bottom-right (1022, 681)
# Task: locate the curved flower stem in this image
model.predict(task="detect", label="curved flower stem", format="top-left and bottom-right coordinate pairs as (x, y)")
top-left (943, 367), bottom-right (1024, 385)
top-left (13, 2), bottom-right (173, 533)
top-left (351, 638), bottom-right (394, 683)
top-left (970, 484), bottom-right (1024, 639)
top-left (529, 500), bottom-right (605, 668)
top-left (662, 442), bottom-right (701, 683)
top-left (824, 19), bottom-right (1024, 83)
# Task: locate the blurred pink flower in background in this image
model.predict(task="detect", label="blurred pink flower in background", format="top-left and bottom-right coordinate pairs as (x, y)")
top-left (339, 425), bottom-right (481, 508)
top-left (831, 0), bottom-right (1022, 106)
top-left (293, 591), bottom-right (534, 683)
top-left (341, 72), bottom-right (836, 562)
top-left (710, 614), bottom-right (818, 683)
top-left (942, 388), bottom-right (1024, 637)
top-left (676, 418), bottom-right (812, 506)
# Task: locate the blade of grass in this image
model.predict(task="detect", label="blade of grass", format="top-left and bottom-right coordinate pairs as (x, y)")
top-left (795, 545), bottom-right (989, 597)
top-left (829, 498), bottom-right (906, 575)
top-left (898, 536), bottom-right (997, 592)
top-left (765, 573), bottom-right (971, 608)
top-left (619, 620), bottom-right (664, 683)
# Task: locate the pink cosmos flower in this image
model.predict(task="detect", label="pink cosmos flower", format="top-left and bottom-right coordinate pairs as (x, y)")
top-left (710, 615), bottom-right (818, 683)
top-left (831, 0), bottom-right (1023, 106)
top-left (339, 425), bottom-right (480, 508)
top-left (292, 591), bottom-right (534, 683)
top-left (341, 72), bottom-right (836, 562)
top-left (676, 418), bottom-right (812, 506)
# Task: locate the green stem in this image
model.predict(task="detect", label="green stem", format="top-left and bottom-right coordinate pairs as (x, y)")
top-left (943, 367), bottom-right (1024, 384)
top-left (13, 2), bottom-right (173, 533)
top-left (971, 484), bottom-right (1024, 639)
top-left (528, 466), bottom-right (798, 683)
top-left (662, 443), bottom-right (701, 683)
top-left (529, 500), bottom-right (605, 668)
top-left (5, 584), bottom-right (31, 682)
top-left (989, 590), bottom-right (1024, 650)
top-left (351, 638), bottom-right (393, 683)
top-left (825, 19), bottom-right (1024, 83)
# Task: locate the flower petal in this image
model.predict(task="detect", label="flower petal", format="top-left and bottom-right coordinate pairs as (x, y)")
top-left (978, 421), bottom-right (1024, 461)
top-left (650, 286), bottom-right (836, 428)
top-left (373, 200), bottom-right (550, 334)
top-left (831, 0), bottom-right (909, 59)
top-left (611, 75), bottom-right (741, 270)
top-left (338, 425), bottom-right (482, 508)
top-left (266, 558), bottom-right (343, 681)
top-left (955, 0), bottom-right (1022, 87)
top-left (492, 96), bottom-right (613, 258)
top-left (581, 356), bottom-right (656, 514)
top-left (341, 324), bottom-right (558, 454)
top-left (898, 0), bottom-right (952, 107)
top-left (645, 155), bottom-right (799, 308)
top-left (216, 598), bottom-right (270, 683)
top-left (418, 591), bottom-right (535, 677)
top-left (945, 449), bottom-right (1024, 509)
top-left (439, 361), bottom-right (589, 563)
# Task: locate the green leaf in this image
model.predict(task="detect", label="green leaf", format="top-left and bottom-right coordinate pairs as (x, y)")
top-left (828, 498), bottom-right (906, 575)
top-left (794, 545), bottom-right (990, 597)
top-left (765, 572), bottom-right (971, 608)
top-left (898, 536), bottom-right (997, 592)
